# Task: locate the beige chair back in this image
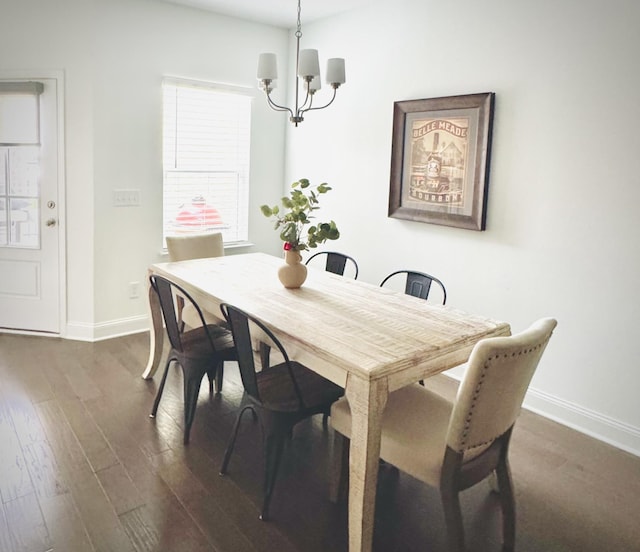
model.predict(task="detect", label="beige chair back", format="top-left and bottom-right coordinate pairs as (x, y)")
top-left (166, 232), bottom-right (224, 261)
top-left (446, 318), bottom-right (557, 455)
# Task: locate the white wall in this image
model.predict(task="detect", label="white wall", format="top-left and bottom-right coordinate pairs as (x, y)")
top-left (284, 0), bottom-right (640, 454)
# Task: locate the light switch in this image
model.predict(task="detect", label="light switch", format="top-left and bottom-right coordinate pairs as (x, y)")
top-left (113, 189), bottom-right (141, 206)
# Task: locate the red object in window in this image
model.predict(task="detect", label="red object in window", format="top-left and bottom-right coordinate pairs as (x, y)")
top-left (174, 196), bottom-right (224, 230)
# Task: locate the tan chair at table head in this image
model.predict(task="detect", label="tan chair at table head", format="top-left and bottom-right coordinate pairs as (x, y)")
top-left (330, 317), bottom-right (557, 552)
top-left (166, 232), bottom-right (224, 262)
top-left (166, 232), bottom-right (224, 328)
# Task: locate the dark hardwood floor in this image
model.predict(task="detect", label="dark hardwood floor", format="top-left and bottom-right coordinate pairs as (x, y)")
top-left (1, 331), bottom-right (639, 552)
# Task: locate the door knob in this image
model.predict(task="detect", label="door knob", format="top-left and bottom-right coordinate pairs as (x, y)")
top-left (46, 218), bottom-right (57, 227)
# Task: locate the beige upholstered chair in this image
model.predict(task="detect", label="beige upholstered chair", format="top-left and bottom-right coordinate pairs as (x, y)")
top-left (330, 317), bottom-right (557, 552)
top-left (165, 232), bottom-right (224, 328)
top-left (166, 232), bottom-right (224, 261)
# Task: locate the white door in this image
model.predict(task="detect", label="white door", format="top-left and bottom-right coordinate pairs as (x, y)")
top-left (0, 78), bottom-right (61, 333)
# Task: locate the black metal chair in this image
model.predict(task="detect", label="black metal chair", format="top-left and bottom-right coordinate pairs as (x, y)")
top-left (149, 274), bottom-right (237, 444)
top-left (305, 251), bottom-right (359, 279)
top-left (381, 270), bottom-right (447, 386)
top-left (219, 303), bottom-right (344, 521)
top-left (380, 269), bottom-right (447, 305)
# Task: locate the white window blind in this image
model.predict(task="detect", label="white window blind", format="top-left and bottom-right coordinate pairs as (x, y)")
top-left (0, 81), bottom-right (43, 248)
top-left (162, 79), bottom-right (251, 244)
top-left (0, 82), bottom-right (43, 145)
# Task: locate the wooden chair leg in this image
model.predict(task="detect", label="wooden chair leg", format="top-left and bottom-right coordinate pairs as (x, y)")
top-left (496, 461), bottom-right (516, 551)
top-left (329, 432), bottom-right (349, 503)
top-left (440, 482), bottom-right (466, 552)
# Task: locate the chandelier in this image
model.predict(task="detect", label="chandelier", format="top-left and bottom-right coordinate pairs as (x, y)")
top-left (256, 0), bottom-right (346, 127)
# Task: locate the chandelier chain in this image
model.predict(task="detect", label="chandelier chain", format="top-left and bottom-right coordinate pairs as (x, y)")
top-left (295, 0), bottom-right (302, 39)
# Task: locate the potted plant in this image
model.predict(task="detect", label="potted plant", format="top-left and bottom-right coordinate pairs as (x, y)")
top-left (261, 178), bottom-right (340, 288)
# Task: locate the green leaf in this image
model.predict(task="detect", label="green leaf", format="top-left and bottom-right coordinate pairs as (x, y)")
top-left (261, 178), bottom-right (340, 250)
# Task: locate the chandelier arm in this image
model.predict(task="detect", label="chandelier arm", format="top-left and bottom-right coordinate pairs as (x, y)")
top-left (296, 85), bottom-right (313, 116)
top-left (265, 93), bottom-right (295, 117)
top-left (300, 87), bottom-right (338, 113)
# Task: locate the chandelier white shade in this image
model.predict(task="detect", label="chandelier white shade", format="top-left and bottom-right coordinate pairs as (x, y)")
top-left (257, 0), bottom-right (346, 126)
top-left (257, 53), bottom-right (278, 80)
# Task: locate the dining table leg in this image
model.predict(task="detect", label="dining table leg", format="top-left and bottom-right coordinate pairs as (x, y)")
top-left (142, 275), bottom-right (164, 380)
top-left (344, 374), bottom-right (389, 552)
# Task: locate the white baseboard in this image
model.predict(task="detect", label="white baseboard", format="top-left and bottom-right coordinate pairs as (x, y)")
top-left (65, 315), bottom-right (150, 342)
top-left (443, 372), bottom-right (640, 458)
top-left (523, 387), bottom-right (640, 458)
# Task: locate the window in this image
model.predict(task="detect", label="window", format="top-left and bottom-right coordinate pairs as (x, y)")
top-left (162, 78), bottom-right (251, 245)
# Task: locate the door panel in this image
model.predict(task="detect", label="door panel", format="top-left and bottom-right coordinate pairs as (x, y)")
top-left (0, 78), bottom-right (60, 333)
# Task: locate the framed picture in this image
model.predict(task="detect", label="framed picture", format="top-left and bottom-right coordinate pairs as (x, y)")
top-left (388, 92), bottom-right (495, 230)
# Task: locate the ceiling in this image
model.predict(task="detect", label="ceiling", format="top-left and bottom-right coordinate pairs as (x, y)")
top-left (156, 0), bottom-right (374, 28)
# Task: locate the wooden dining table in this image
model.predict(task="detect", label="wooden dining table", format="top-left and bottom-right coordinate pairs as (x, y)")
top-left (142, 252), bottom-right (511, 552)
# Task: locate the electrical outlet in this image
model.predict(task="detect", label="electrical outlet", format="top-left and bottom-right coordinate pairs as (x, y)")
top-left (129, 281), bottom-right (140, 298)
top-left (114, 189), bottom-right (141, 206)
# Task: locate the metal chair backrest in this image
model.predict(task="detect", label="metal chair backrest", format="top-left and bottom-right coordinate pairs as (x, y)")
top-left (220, 303), bottom-right (305, 409)
top-left (305, 251), bottom-right (359, 279)
top-left (149, 274), bottom-right (210, 353)
top-left (380, 269), bottom-right (447, 304)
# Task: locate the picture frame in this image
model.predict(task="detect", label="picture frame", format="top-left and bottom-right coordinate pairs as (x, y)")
top-left (388, 92), bottom-right (495, 231)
